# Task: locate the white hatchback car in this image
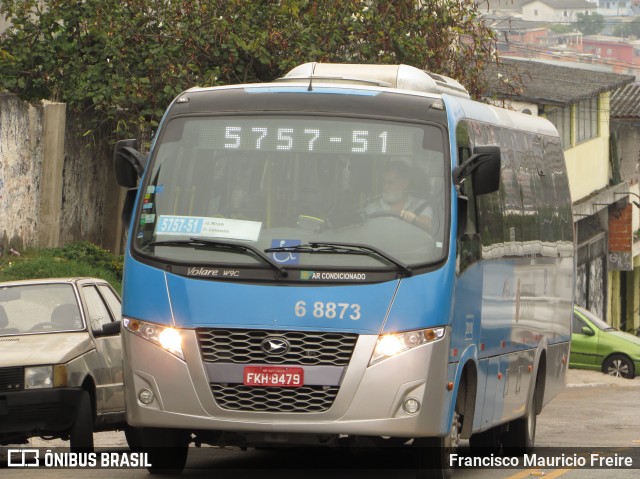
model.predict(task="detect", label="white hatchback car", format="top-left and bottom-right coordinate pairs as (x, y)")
top-left (0, 278), bottom-right (127, 451)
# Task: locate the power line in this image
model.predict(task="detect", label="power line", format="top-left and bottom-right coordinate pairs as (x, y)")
top-left (499, 40), bottom-right (640, 72)
top-left (486, 17), bottom-right (640, 27)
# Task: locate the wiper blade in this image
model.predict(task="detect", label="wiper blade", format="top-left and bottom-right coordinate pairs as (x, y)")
top-left (146, 238), bottom-right (287, 278)
top-left (265, 241), bottom-right (412, 276)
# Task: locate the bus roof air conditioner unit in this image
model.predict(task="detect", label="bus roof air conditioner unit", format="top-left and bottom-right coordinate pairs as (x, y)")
top-left (281, 62), bottom-right (470, 99)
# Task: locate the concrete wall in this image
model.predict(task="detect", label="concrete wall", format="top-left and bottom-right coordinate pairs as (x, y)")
top-left (0, 94), bottom-right (44, 252)
top-left (0, 93), bottom-right (123, 255)
top-left (564, 94), bottom-right (611, 203)
top-left (613, 119), bottom-right (640, 184)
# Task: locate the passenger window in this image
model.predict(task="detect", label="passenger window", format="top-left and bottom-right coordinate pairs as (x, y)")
top-left (83, 286), bottom-right (114, 332)
top-left (98, 285), bottom-right (122, 320)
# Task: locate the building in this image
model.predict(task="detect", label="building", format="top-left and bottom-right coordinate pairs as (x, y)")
top-left (610, 82), bottom-right (640, 333)
top-left (521, 0), bottom-right (598, 24)
top-left (583, 35), bottom-right (636, 64)
top-left (594, 0), bottom-right (635, 16)
top-left (483, 57), bottom-right (635, 325)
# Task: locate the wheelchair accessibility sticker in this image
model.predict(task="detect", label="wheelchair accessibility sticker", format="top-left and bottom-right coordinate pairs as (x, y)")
top-left (270, 239), bottom-right (301, 265)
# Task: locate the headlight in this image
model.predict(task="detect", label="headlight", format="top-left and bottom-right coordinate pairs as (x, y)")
top-left (24, 365), bottom-right (68, 389)
top-left (369, 327), bottom-right (445, 366)
top-left (123, 318), bottom-right (184, 360)
top-left (25, 366), bottom-right (53, 389)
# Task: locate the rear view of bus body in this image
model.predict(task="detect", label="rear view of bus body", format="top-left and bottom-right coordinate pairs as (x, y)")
top-left (115, 63), bottom-right (575, 476)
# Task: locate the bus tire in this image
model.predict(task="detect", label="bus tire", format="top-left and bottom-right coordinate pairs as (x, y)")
top-left (414, 395), bottom-right (463, 479)
top-left (69, 390), bottom-right (94, 453)
top-left (142, 427), bottom-right (190, 474)
top-left (502, 387), bottom-right (537, 456)
top-left (124, 424), bottom-right (144, 453)
top-left (469, 426), bottom-right (502, 455)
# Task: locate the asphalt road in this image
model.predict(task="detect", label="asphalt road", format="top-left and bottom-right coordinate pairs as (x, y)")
top-left (2, 369), bottom-right (639, 478)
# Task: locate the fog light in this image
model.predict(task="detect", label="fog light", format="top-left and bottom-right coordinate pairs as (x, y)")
top-left (139, 388), bottom-right (154, 405)
top-left (403, 397), bottom-right (421, 415)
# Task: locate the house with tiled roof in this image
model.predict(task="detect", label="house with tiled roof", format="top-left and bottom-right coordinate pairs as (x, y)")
top-left (522, 0), bottom-right (597, 23)
top-left (483, 57), bottom-right (637, 332)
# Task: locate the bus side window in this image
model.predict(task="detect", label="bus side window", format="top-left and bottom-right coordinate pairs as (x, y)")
top-left (455, 121), bottom-right (481, 274)
top-left (455, 122), bottom-right (478, 236)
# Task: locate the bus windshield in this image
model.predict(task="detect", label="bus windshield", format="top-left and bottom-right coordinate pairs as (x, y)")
top-left (134, 115), bottom-right (448, 270)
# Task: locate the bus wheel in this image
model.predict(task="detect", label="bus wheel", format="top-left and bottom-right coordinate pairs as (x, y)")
top-left (469, 426), bottom-right (502, 455)
top-left (502, 389), bottom-right (537, 456)
top-left (141, 427), bottom-right (190, 474)
top-left (123, 425), bottom-right (144, 453)
top-left (414, 407), bottom-right (462, 479)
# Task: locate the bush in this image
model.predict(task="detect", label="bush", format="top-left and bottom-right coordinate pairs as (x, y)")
top-left (0, 241), bottom-right (123, 293)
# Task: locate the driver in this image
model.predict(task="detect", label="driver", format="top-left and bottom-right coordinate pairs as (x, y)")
top-left (365, 161), bottom-right (432, 231)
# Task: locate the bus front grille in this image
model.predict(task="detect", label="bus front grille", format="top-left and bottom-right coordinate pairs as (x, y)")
top-left (197, 328), bottom-right (357, 413)
top-left (196, 328), bottom-right (358, 366)
top-left (210, 384), bottom-right (339, 413)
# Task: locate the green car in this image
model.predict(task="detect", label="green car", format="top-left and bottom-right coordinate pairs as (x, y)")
top-left (570, 306), bottom-right (640, 379)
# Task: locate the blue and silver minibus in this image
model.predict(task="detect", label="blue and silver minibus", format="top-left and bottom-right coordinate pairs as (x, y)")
top-left (115, 63), bottom-right (575, 477)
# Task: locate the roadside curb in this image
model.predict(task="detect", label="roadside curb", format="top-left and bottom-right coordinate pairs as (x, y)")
top-left (566, 369), bottom-right (640, 388)
top-left (567, 382), bottom-right (640, 388)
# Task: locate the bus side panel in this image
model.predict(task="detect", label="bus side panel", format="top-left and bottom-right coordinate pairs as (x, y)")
top-left (542, 341), bottom-right (571, 409)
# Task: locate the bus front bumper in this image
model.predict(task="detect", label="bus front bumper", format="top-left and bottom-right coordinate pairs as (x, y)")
top-left (122, 327), bottom-right (454, 438)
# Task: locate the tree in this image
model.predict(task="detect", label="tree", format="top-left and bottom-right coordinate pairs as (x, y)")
top-left (0, 0), bottom-right (498, 141)
top-left (575, 12), bottom-right (605, 36)
top-left (613, 17), bottom-right (640, 38)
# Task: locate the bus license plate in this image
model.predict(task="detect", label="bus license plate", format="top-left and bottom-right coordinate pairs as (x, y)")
top-left (244, 366), bottom-right (304, 388)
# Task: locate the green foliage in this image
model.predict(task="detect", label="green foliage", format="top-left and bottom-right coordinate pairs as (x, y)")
top-left (0, 0), bottom-right (497, 142)
top-left (548, 24), bottom-right (574, 34)
top-left (613, 17), bottom-right (640, 38)
top-left (575, 12), bottom-right (605, 36)
top-left (0, 242), bottom-right (123, 293)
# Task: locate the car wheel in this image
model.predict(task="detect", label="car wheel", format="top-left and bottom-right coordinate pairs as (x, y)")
top-left (603, 354), bottom-right (635, 379)
top-left (69, 390), bottom-right (94, 453)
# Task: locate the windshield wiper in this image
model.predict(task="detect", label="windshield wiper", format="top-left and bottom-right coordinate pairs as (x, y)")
top-left (265, 241), bottom-right (412, 277)
top-left (146, 238), bottom-right (287, 278)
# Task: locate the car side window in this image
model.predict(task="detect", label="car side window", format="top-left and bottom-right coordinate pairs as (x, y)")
top-left (97, 284), bottom-right (122, 320)
top-left (572, 314), bottom-right (588, 335)
top-left (83, 286), bottom-right (114, 332)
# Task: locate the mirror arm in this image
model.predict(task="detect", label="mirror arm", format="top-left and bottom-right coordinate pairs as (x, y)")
top-left (452, 152), bottom-right (492, 186)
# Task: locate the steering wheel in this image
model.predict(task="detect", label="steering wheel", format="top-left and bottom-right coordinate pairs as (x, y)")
top-left (29, 322), bottom-right (56, 332)
top-left (364, 211), bottom-right (405, 220)
top-left (364, 209), bottom-right (437, 247)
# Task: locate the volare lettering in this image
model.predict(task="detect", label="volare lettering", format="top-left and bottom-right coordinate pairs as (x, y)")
top-left (187, 267), bottom-right (219, 277)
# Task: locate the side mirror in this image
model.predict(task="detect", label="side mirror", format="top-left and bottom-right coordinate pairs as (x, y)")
top-left (581, 326), bottom-right (595, 337)
top-left (95, 320), bottom-right (121, 337)
top-left (121, 189), bottom-right (138, 233)
top-left (452, 145), bottom-right (501, 196)
top-left (114, 139), bottom-right (147, 188)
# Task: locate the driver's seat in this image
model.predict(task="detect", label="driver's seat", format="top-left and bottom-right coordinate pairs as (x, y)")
top-left (51, 304), bottom-right (82, 329)
top-left (0, 305), bottom-right (20, 334)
